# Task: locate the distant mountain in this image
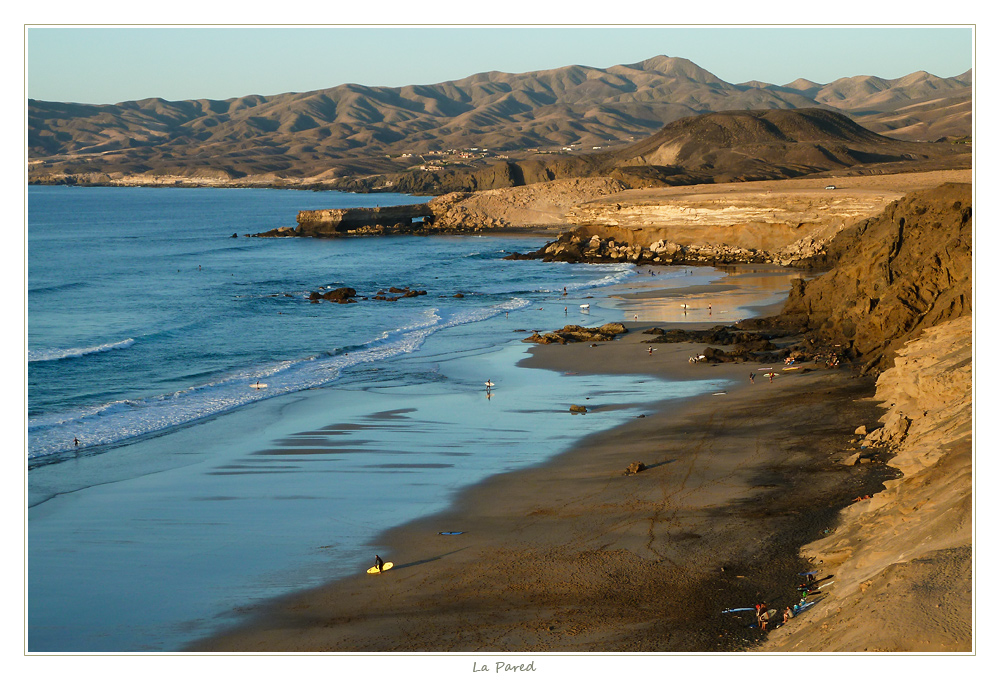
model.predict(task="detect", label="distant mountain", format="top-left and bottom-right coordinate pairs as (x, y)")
top-left (27, 56), bottom-right (971, 187)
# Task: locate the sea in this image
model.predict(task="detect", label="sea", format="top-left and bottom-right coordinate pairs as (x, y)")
top-left (26, 185), bottom-right (734, 652)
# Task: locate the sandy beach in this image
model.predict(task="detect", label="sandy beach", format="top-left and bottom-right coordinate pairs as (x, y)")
top-left (193, 268), bottom-right (898, 653)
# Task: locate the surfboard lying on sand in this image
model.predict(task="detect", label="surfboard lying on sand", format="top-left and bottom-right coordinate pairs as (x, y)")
top-left (721, 607), bottom-right (756, 614)
top-left (366, 561), bottom-right (393, 574)
top-left (793, 600), bottom-right (818, 614)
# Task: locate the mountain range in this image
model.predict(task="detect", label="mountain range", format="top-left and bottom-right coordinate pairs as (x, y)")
top-left (28, 55), bottom-right (972, 188)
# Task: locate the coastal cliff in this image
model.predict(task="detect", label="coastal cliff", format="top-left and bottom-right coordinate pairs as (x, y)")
top-left (762, 317), bottom-right (972, 652)
top-left (504, 171), bottom-right (970, 268)
top-left (775, 182), bottom-right (972, 372)
top-left (754, 183), bottom-right (973, 651)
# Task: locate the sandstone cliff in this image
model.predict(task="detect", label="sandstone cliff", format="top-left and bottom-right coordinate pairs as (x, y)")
top-left (761, 317), bottom-right (972, 652)
top-left (506, 171), bottom-right (970, 269)
top-left (778, 182), bottom-right (971, 372)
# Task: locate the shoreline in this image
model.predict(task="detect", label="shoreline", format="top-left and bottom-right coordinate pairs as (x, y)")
top-left (192, 268), bottom-right (893, 653)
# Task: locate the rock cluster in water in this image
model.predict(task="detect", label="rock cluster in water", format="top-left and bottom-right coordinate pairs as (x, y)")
top-left (307, 285), bottom-right (428, 304)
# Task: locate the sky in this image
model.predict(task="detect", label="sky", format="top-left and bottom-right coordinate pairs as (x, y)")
top-left (26, 25), bottom-right (974, 105)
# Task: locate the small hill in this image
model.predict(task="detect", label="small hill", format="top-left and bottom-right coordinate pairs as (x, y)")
top-left (381, 108), bottom-right (969, 194)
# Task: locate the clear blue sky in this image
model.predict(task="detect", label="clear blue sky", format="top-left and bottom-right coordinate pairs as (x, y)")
top-left (27, 26), bottom-right (973, 105)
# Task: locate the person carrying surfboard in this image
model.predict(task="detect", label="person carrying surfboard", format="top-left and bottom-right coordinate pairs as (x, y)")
top-left (758, 608), bottom-right (770, 630)
top-left (374, 555), bottom-right (384, 573)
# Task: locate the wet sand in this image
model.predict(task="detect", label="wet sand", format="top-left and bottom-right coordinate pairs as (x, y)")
top-left (192, 270), bottom-right (894, 654)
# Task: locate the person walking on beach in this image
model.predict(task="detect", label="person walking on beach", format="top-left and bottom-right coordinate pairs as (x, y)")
top-left (374, 555), bottom-right (385, 574)
top-left (749, 372), bottom-right (755, 384)
top-left (783, 607), bottom-right (792, 624)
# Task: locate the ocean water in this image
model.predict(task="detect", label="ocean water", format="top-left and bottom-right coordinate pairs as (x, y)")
top-left (27, 186), bottom-right (731, 651)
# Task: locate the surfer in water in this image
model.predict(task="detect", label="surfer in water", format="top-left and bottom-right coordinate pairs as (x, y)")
top-left (374, 555), bottom-right (384, 574)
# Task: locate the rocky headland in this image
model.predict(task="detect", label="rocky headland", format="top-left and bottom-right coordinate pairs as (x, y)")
top-left (504, 170), bottom-right (970, 268)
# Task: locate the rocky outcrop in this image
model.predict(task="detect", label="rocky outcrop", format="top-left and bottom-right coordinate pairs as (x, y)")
top-left (506, 231), bottom-right (773, 266)
top-left (295, 204), bottom-right (434, 237)
top-left (309, 287), bottom-right (357, 304)
top-left (777, 182), bottom-right (971, 372)
top-left (522, 323), bottom-right (627, 345)
top-left (372, 287), bottom-right (427, 301)
top-left (643, 326), bottom-right (784, 363)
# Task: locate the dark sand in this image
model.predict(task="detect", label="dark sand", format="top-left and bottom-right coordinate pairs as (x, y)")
top-left (192, 275), bottom-right (895, 654)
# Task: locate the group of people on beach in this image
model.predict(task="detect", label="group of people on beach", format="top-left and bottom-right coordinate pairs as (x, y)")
top-left (755, 602), bottom-right (795, 631)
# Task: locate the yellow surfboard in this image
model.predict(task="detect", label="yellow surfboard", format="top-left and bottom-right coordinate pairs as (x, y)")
top-left (366, 561), bottom-right (393, 574)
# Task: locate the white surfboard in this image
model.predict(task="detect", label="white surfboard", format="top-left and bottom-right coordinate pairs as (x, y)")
top-left (250, 382), bottom-right (268, 389)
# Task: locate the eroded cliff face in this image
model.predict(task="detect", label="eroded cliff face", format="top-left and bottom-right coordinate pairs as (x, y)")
top-left (565, 187), bottom-right (896, 253)
top-left (504, 171), bottom-right (971, 269)
top-left (761, 317), bottom-right (972, 652)
top-left (295, 204), bottom-right (434, 236)
top-left (780, 182), bottom-right (972, 372)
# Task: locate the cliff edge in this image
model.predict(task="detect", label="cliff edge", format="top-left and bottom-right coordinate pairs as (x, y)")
top-left (761, 317), bottom-right (972, 652)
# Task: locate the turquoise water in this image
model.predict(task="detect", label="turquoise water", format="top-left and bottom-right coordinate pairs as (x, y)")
top-left (27, 186), bottom-right (728, 651)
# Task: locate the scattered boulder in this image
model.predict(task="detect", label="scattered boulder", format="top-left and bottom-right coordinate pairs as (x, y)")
top-left (863, 410), bottom-right (912, 450)
top-left (569, 404), bottom-right (588, 414)
top-left (840, 452), bottom-right (862, 466)
top-left (624, 461), bottom-right (647, 476)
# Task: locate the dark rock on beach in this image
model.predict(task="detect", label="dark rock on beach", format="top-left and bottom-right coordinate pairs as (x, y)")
top-left (523, 323), bottom-right (627, 345)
